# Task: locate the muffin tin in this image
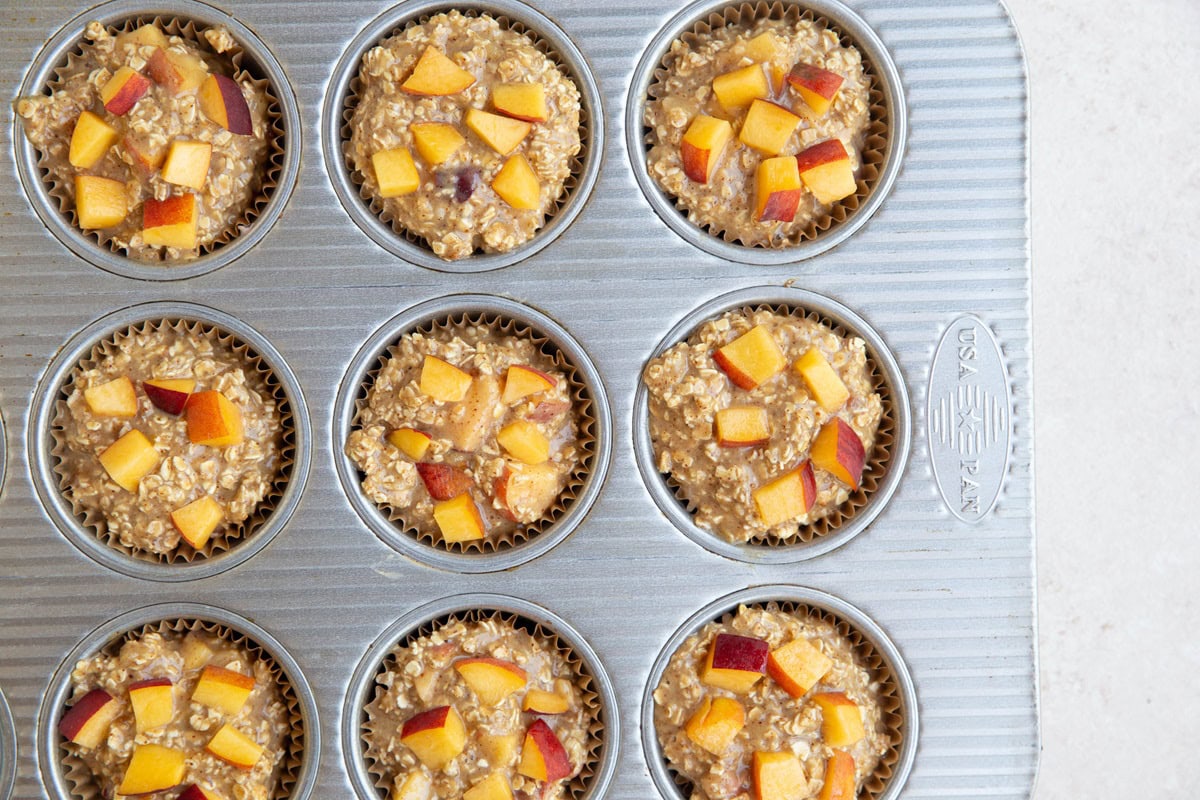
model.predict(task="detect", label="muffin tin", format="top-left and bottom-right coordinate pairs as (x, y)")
top-left (0, 1), bottom-right (1038, 800)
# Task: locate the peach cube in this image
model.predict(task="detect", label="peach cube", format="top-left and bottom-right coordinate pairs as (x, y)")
top-left (123, 133), bottom-right (166, 176)
top-left (142, 193), bottom-right (198, 250)
top-left (372, 147), bottom-right (421, 198)
top-left (443, 372), bottom-right (500, 452)
top-left (752, 750), bottom-right (807, 800)
top-left (481, 733), bottom-right (520, 767)
top-left (752, 461), bottom-right (817, 526)
top-left (502, 364), bottom-right (556, 404)
top-left (522, 688), bottom-right (570, 715)
top-left (754, 156), bottom-right (803, 222)
top-left (812, 692), bottom-right (866, 746)
top-left (75, 175), bottom-right (128, 230)
top-left (712, 64), bottom-right (770, 112)
top-left (128, 678), bottom-right (174, 733)
top-left (181, 633), bottom-right (214, 670)
top-left (393, 771), bottom-right (433, 800)
top-left (681, 115), bottom-right (734, 184)
top-left (744, 32), bottom-right (785, 64)
top-left (433, 493), bottom-right (486, 542)
top-left (811, 418), bottom-right (866, 490)
top-left (100, 66), bottom-right (151, 116)
top-left (116, 24), bottom-right (169, 52)
top-left (402, 46), bottom-right (476, 95)
top-left (147, 47), bottom-right (208, 94)
top-left (206, 723), bottom-right (263, 769)
top-left (713, 325), bottom-right (786, 390)
top-left (170, 495), bottom-right (225, 549)
top-left (492, 82), bottom-right (547, 122)
top-left (518, 718), bottom-right (572, 783)
top-left (701, 633), bottom-right (769, 694)
top-left (118, 744), bottom-right (186, 794)
top-left (192, 665), bottom-right (254, 715)
top-left (58, 688), bottom-right (119, 749)
top-left (466, 108), bottom-right (531, 156)
top-left (98, 429), bottom-right (160, 492)
top-left (419, 355), bottom-right (473, 402)
top-left (794, 348), bottom-right (850, 411)
top-left (410, 122), bottom-right (466, 165)
top-left (143, 378), bottom-right (196, 416)
top-left (185, 390), bottom-right (244, 448)
top-left (178, 785), bottom-right (220, 800)
top-left (83, 376), bottom-right (137, 417)
top-left (786, 63), bottom-right (845, 116)
top-left (494, 462), bottom-right (560, 524)
top-left (416, 463), bottom-right (474, 501)
top-left (68, 111), bottom-right (119, 169)
top-left (818, 750), bottom-right (857, 800)
top-left (453, 657), bottom-right (527, 705)
top-left (161, 140), bottom-right (213, 189)
top-left (400, 705), bottom-right (467, 769)
top-left (767, 637), bottom-right (833, 698)
top-left (388, 428), bottom-right (432, 460)
top-left (491, 154), bottom-right (541, 210)
top-left (714, 406), bottom-right (770, 447)
top-left (199, 74), bottom-right (253, 135)
top-left (684, 695), bottom-right (745, 755)
top-left (738, 99), bottom-right (801, 156)
top-left (796, 139), bottom-right (857, 205)
top-left (496, 420), bottom-right (550, 465)
top-left (464, 771), bottom-right (513, 800)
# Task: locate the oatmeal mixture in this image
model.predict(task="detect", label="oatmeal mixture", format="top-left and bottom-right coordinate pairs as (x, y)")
top-left (643, 308), bottom-right (882, 543)
top-left (366, 616), bottom-right (591, 799)
top-left (54, 324), bottom-right (283, 555)
top-left (347, 11), bottom-right (582, 260)
top-left (645, 17), bottom-right (871, 246)
top-left (16, 20), bottom-right (271, 260)
top-left (346, 323), bottom-right (581, 545)
top-left (654, 605), bottom-right (889, 800)
top-left (61, 629), bottom-right (290, 800)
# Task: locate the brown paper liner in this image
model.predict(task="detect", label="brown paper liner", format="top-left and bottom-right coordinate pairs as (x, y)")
top-left (362, 608), bottom-right (606, 800)
top-left (665, 601), bottom-right (904, 800)
top-left (660, 303), bottom-right (896, 546)
top-left (59, 616), bottom-right (307, 800)
top-left (339, 9), bottom-right (589, 257)
top-left (351, 311), bottom-right (597, 554)
top-left (36, 14), bottom-right (286, 262)
top-left (49, 317), bottom-right (298, 565)
top-left (645, 1), bottom-right (889, 248)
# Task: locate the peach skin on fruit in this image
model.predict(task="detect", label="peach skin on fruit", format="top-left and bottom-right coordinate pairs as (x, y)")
top-left (713, 325), bottom-right (786, 390)
top-left (811, 418), bottom-right (866, 490)
top-left (400, 705), bottom-right (467, 769)
top-left (701, 633), bottom-right (769, 694)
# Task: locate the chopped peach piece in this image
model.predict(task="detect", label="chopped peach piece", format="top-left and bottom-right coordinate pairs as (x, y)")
top-left (443, 372), bottom-right (500, 452)
top-left (433, 493), bottom-right (486, 542)
top-left (58, 688), bottom-right (120, 748)
top-left (75, 175), bottom-right (128, 229)
top-left (68, 111), bottom-right (119, 169)
top-left (100, 66), bottom-right (151, 116)
top-left (372, 147), bottom-right (420, 198)
top-left (123, 133), bottom-right (166, 176)
top-left (199, 74), bottom-right (253, 135)
top-left (684, 695), bottom-right (745, 755)
top-left (811, 418), bottom-right (866, 490)
top-left (419, 355), bottom-right (473, 402)
top-left (701, 633), bottom-right (769, 694)
top-left (523, 688), bottom-right (570, 714)
top-left (463, 771), bottom-right (513, 800)
top-left (192, 665), bottom-right (254, 715)
top-left (518, 719), bottom-right (572, 782)
top-left (127, 678), bottom-right (174, 733)
top-left (117, 743), bottom-right (186, 794)
top-left (402, 46), bottom-right (475, 95)
top-left (812, 692), bottom-right (866, 746)
top-left (454, 658), bottom-right (527, 705)
top-left (681, 115), bottom-right (733, 184)
top-left (116, 24), bottom-right (169, 52)
top-left (147, 47), bottom-right (208, 94)
top-left (712, 64), bottom-right (770, 112)
top-left (170, 495), bottom-right (224, 549)
top-left (786, 63), bottom-right (845, 116)
top-left (205, 723), bottom-right (263, 769)
top-left (400, 705), bottom-right (467, 769)
top-left (744, 31), bottom-right (785, 64)
top-left (491, 154), bottom-right (540, 210)
top-left (494, 462), bottom-right (560, 523)
top-left (492, 83), bottom-right (547, 122)
top-left (83, 376), bottom-right (137, 417)
top-left (161, 140), bottom-right (212, 190)
top-left (818, 751), bottom-right (856, 800)
top-left (767, 637), bottom-right (833, 698)
top-left (752, 462), bottom-right (817, 526)
top-left (794, 348), bottom-right (850, 411)
top-left (496, 420), bottom-right (550, 465)
top-left (739, 99), bottom-right (801, 156)
top-left (410, 122), bottom-right (466, 165)
top-left (752, 750), bottom-right (807, 800)
top-left (393, 771), bottom-right (433, 800)
top-left (713, 325), bottom-right (786, 390)
top-left (98, 429), bottom-right (159, 492)
top-left (143, 378), bottom-right (195, 415)
top-left (465, 108), bottom-right (531, 156)
top-left (714, 406), bottom-right (770, 447)
top-left (184, 390), bottom-right (244, 448)
top-left (388, 428), bottom-right (432, 460)
top-left (754, 156), bottom-right (802, 222)
top-left (502, 364), bottom-right (555, 404)
top-left (796, 139), bottom-right (856, 205)
top-left (142, 194), bottom-right (198, 250)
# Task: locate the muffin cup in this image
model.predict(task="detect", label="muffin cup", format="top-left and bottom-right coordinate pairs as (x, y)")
top-left (13, 0), bottom-right (300, 281)
top-left (634, 285), bottom-right (910, 562)
top-left (28, 301), bottom-right (311, 581)
top-left (0, 409), bottom-right (7, 501)
top-left (321, 0), bottom-right (603, 273)
top-left (642, 585), bottom-right (917, 800)
top-left (334, 294), bottom-right (611, 573)
top-left (37, 602), bottom-right (319, 800)
top-left (0, 689), bottom-right (14, 800)
top-left (343, 593), bottom-right (619, 800)
top-left (626, 0), bottom-right (906, 264)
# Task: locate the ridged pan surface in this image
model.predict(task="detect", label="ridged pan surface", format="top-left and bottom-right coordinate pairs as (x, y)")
top-left (0, 2), bottom-right (1036, 800)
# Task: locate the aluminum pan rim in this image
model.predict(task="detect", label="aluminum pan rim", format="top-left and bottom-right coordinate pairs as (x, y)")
top-left (639, 584), bottom-right (918, 800)
top-left (27, 301), bottom-right (312, 582)
top-left (320, 0), bottom-right (604, 274)
top-left (333, 293), bottom-right (613, 573)
top-left (341, 592), bottom-right (620, 800)
top-left (0, 689), bottom-right (14, 800)
top-left (35, 601), bottom-right (319, 800)
top-left (632, 285), bottom-right (911, 563)
top-left (624, 0), bottom-right (907, 265)
top-left (12, 0), bottom-right (302, 283)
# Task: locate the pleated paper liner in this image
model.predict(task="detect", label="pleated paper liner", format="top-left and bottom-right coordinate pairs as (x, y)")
top-left (644, 0), bottom-right (889, 248)
top-left (350, 310), bottom-right (598, 554)
top-left (361, 607), bottom-right (606, 800)
top-left (58, 616), bottom-right (307, 800)
top-left (338, 6), bottom-right (590, 260)
top-left (34, 13), bottom-right (286, 263)
top-left (655, 302), bottom-right (896, 547)
top-left (48, 317), bottom-right (298, 565)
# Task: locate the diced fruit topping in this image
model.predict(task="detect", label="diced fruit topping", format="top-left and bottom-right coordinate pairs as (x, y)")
top-left (492, 83), bottom-right (548, 122)
top-left (420, 355), bottom-right (473, 402)
top-left (518, 718), bottom-right (572, 783)
top-left (372, 147), bottom-right (421, 198)
top-left (199, 74), bottom-right (253, 135)
top-left (416, 463), bottom-right (473, 501)
top-left (185, 390), bottom-right (244, 447)
top-left (402, 46), bottom-right (476, 95)
top-left (744, 32), bottom-right (785, 64)
top-left (491, 154), bottom-right (541, 210)
top-left (68, 111), bottom-right (119, 169)
top-left (116, 24), bottom-right (169, 52)
top-left (463, 770), bottom-right (513, 800)
top-left (481, 733), bottom-right (519, 767)
top-left (501, 364), bottom-right (556, 404)
top-left (817, 750), bottom-right (856, 800)
top-left (465, 108), bottom-right (532, 156)
top-left (812, 692), bottom-right (865, 746)
top-left (147, 47), bottom-right (208, 95)
top-left (712, 64), bottom-right (770, 112)
top-left (444, 373), bottom-right (500, 452)
top-left (206, 723), bottom-right (263, 769)
top-left (681, 115), bottom-right (734, 184)
top-left (752, 750), bottom-right (808, 800)
top-left (400, 705), bottom-right (468, 769)
top-left (684, 695), bottom-right (745, 755)
top-left (411, 122), bottom-right (466, 165)
top-left (432, 493), bottom-right (486, 542)
top-left (100, 66), bottom-right (151, 116)
top-left (523, 688), bottom-right (570, 715)
top-left (99, 429), bottom-right (160, 492)
top-left (767, 637), bottom-right (833, 698)
top-left (128, 678), bottom-right (174, 733)
top-left (796, 139), bottom-right (856, 205)
top-left (752, 461), bottom-right (817, 526)
top-left (83, 376), bottom-right (137, 417)
top-left (714, 406), bottom-right (770, 447)
top-left (117, 743), bottom-right (186, 794)
top-left (178, 785), bottom-right (220, 800)
top-left (170, 495), bottom-right (225, 549)
top-left (453, 657), bottom-right (528, 705)
top-left (143, 378), bottom-right (196, 415)
top-left (739, 99), bottom-right (802, 156)
top-left (713, 325), bottom-right (786, 390)
top-left (755, 156), bottom-right (803, 222)
top-left (810, 418), bottom-right (866, 490)
top-left (124, 133), bottom-right (166, 176)
top-left (786, 63), bottom-right (845, 116)
top-left (494, 463), bottom-right (560, 523)
top-left (58, 688), bottom-right (119, 748)
top-left (75, 175), bottom-right (128, 229)
top-left (181, 633), bottom-right (214, 670)
top-left (526, 399), bottom-right (570, 424)
top-left (142, 194), bottom-right (199, 250)
top-left (393, 771), bottom-right (433, 800)
top-left (161, 140), bottom-right (212, 189)
top-left (192, 665), bottom-right (254, 715)
top-left (701, 633), bottom-right (769, 694)
top-left (496, 420), bottom-right (550, 465)
top-left (794, 349), bottom-right (850, 412)
top-left (388, 428), bottom-right (432, 460)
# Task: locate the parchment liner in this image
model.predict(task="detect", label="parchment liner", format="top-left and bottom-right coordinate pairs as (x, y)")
top-left (351, 310), bottom-right (597, 555)
top-left (642, 587), bottom-right (916, 800)
top-left (326, 0), bottom-right (602, 273)
top-left (40, 608), bottom-right (314, 800)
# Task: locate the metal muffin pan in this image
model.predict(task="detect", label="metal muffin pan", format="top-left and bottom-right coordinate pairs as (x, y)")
top-left (0, 2), bottom-right (1038, 800)
top-left (0, 689), bottom-right (14, 800)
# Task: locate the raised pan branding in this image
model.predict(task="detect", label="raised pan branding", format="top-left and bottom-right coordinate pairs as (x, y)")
top-left (928, 315), bottom-right (1011, 523)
